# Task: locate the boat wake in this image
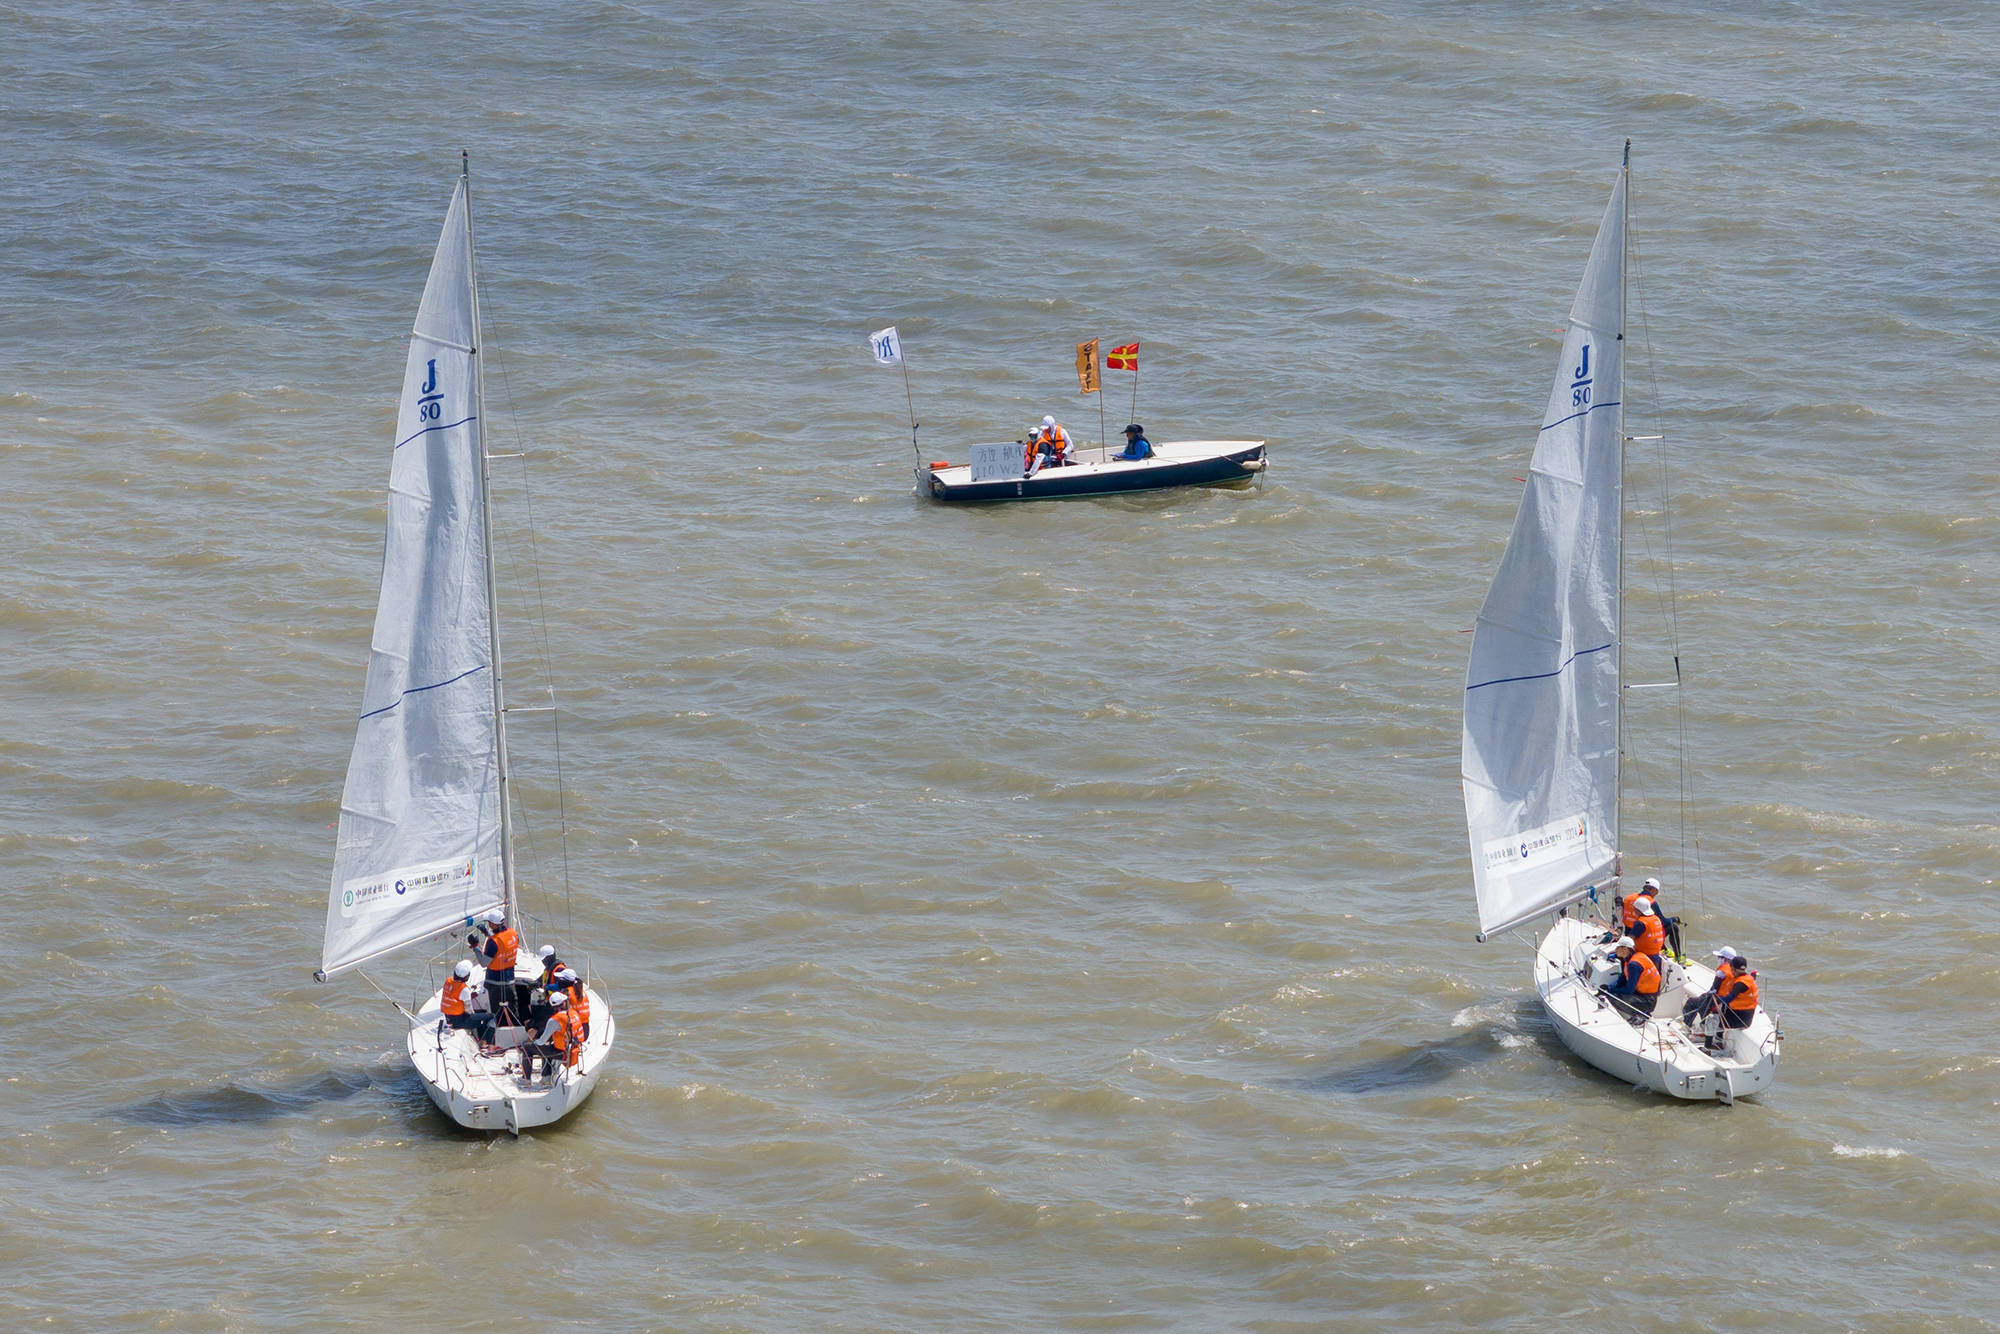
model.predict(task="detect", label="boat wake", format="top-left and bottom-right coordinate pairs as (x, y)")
top-left (110, 1067), bottom-right (386, 1127)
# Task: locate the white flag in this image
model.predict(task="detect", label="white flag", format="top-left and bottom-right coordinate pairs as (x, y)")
top-left (869, 325), bottom-right (903, 366)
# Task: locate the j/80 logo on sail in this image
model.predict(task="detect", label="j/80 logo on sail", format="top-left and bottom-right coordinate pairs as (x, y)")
top-left (416, 358), bottom-right (444, 421)
top-left (1570, 344), bottom-right (1592, 408)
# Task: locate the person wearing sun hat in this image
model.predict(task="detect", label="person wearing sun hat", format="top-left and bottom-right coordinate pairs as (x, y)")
top-left (1682, 945), bottom-right (1740, 1025)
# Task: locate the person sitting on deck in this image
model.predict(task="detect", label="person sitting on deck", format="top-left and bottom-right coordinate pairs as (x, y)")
top-left (441, 960), bottom-right (486, 1039)
top-left (1681, 946), bottom-right (1738, 1020)
top-left (523, 991), bottom-right (573, 1084)
top-left (1114, 423), bottom-right (1154, 461)
top-left (1025, 416), bottom-right (1074, 475)
top-left (1602, 936), bottom-right (1661, 1026)
top-left (1714, 954), bottom-right (1760, 1031)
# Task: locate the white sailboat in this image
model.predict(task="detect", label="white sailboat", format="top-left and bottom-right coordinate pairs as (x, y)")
top-left (316, 155), bottom-right (614, 1132)
top-left (1461, 143), bottom-right (1780, 1103)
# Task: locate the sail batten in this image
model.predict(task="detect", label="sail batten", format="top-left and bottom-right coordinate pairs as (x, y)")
top-left (320, 178), bottom-right (506, 978)
top-left (1463, 164), bottom-right (1627, 938)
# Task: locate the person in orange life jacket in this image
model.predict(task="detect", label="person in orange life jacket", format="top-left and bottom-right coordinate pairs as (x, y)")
top-left (1681, 945), bottom-right (1740, 1023)
top-left (469, 908), bottom-right (524, 1026)
top-left (555, 966), bottom-right (590, 1041)
top-left (1715, 953), bottom-right (1760, 1030)
top-left (1026, 416), bottom-right (1073, 475)
top-left (440, 960), bottom-right (480, 1033)
top-left (522, 943), bottom-right (563, 1034)
top-left (1114, 423), bottom-right (1154, 461)
top-left (524, 991), bottom-right (577, 1082)
top-left (1602, 936), bottom-right (1661, 1025)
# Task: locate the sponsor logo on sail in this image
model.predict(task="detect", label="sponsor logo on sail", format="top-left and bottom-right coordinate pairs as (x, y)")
top-left (340, 855), bottom-right (479, 918)
top-left (1481, 813), bottom-right (1591, 877)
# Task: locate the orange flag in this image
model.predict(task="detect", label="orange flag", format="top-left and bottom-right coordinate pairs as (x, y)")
top-left (1075, 339), bottom-right (1101, 394)
top-left (1106, 342), bottom-right (1138, 373)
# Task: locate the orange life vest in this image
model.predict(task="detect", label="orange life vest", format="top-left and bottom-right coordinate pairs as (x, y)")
top-left (486, 926), bottom-right (518, 972)
top-left (441, 976), bottom-right (468, 1017)
top-left (551, 1008), bottom-right (584, 1066)
top-left (1722, 970), bottom-right (1759, 1013)
top-left (1630, 912), bottom-right (1666, 958)
top-left (565, 982), bottom-right (591, 1026)
top-left (1621, 892), bottom-right (1655, 930)
top-left (1628, 951), bottom-right (1661, 996)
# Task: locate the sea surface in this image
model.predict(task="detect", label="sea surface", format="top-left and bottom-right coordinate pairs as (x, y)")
top-left (4, 2), bottom-right (1997, 1329)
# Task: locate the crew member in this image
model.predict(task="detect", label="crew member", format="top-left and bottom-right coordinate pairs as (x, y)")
top-left (441, 960), bottom-right (478, 1035)
top-left (557, 966), bottom-right (591, 1041)
top-left (471, 908), bottom-right (522, 1026)
top-left (1027, 415), bottom-right (1073, 474)
top-left (534, 943), bottom-right (564, 989)
top-left (1114, 423), bottom-right (1154, 461)
top-left (1681, 946), bottom-right (1740, 1023)
top-left (523, 991), bottom-right (570, 1083)
top-left (1603, 936), bottom-right (1661, 1025)
top-left (1716, 954), bottom-right (1760, 1030)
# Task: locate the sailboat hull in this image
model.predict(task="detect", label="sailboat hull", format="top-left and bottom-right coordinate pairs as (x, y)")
top-left (406, 984), bottom-right (616, 1133)
top-left (1533, 916), bottom-right (1781, 1102)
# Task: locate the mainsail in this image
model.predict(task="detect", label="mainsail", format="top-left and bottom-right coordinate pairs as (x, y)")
top-left (1462, 163), bottom-right (1626, 939)
top-left (320, 179), bottom-right (505, 977)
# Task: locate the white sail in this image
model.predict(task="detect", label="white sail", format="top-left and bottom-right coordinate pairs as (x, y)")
top-left (1462, 164), bottom-right (1626, 939)
top-left (320, 179), bottom-right (505, 978)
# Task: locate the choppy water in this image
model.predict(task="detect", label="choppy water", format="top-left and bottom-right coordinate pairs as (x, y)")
top-left (5, 2), bottom-right (1998, 1329)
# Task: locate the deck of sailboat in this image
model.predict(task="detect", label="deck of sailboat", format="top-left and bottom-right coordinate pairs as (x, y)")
top-left (1532, 916), bottom-right (1779, 1102)
top-left (405, 982), bottom-right (616, 1132)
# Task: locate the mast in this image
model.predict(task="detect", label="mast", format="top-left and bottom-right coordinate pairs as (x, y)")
top-left (1614, 138), bottom-right (1630, 872)
top-left (463, 148), bottom-right (519, 920)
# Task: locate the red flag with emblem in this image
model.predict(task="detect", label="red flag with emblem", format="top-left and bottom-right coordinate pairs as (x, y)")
top-left (1106, 342), bottom-right (1138, 372)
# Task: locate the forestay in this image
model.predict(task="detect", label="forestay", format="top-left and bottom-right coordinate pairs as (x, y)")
top-left (321, 180), bottom-right (505, 977)
top-left (1462, 166), bottom-right (1626, 939)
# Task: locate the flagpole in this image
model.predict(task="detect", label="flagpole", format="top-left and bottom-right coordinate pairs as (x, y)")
top-left (900, 354), bottom-right (919, 463)
top-left (1130, 359), bottom-right (1139, 427)
top-left (1097, 355), bottom-right (1106, 456)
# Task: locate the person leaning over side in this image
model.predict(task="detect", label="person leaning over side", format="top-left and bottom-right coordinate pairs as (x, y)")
top-left (1114, 423), bottom-right (1154, 461)
top-left (1602, 935), bottom-right (1661, 1026)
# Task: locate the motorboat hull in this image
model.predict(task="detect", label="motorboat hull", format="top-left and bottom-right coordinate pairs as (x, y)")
top-left (917, 439), bottom-right (1267, 502)
top-left (1533, 915), bottom-right (1780, 1102)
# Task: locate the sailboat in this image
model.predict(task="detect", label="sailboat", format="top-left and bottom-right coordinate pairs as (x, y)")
top-left (315, 154), bottom-right (614, 1132)
top-left (1460, 143), bottom-right (1780, 1103)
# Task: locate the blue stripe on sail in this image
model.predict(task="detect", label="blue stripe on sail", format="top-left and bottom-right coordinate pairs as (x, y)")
top-left (1537, 399), bottom-right (1620, 434)
top-left (1467, 641), bottom-right (1613, 692)
top-left (395, 414), bottom-right (478, 450)
top-left (359, 664), bottom-right (488, 720)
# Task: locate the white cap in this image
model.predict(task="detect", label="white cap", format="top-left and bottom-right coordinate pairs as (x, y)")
top-left (453, 960), bottom-right (473, 980)
top-left (1616, 936), bottom-right (1636, 951)
top-left (1041, 415), bottom-right (1056, 429)
top-left (557, 968), bottom-right (579, 983)
top-left (548, 992), bottom-right (568, 1007)
top-left (1642, 877), bottom-right (1661, 891)
top-left (539, 944), bottom-right (557, 960)
top-left (1711, 946), bottom-right (1739, 961)
top-left (485, 908), bottom-right (506, 926)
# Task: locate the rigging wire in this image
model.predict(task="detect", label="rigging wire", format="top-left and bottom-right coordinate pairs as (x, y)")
top-left (1626, 214), bottom-right (1706, 916)
top-left (475, 260), bottom-right (580, 951)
